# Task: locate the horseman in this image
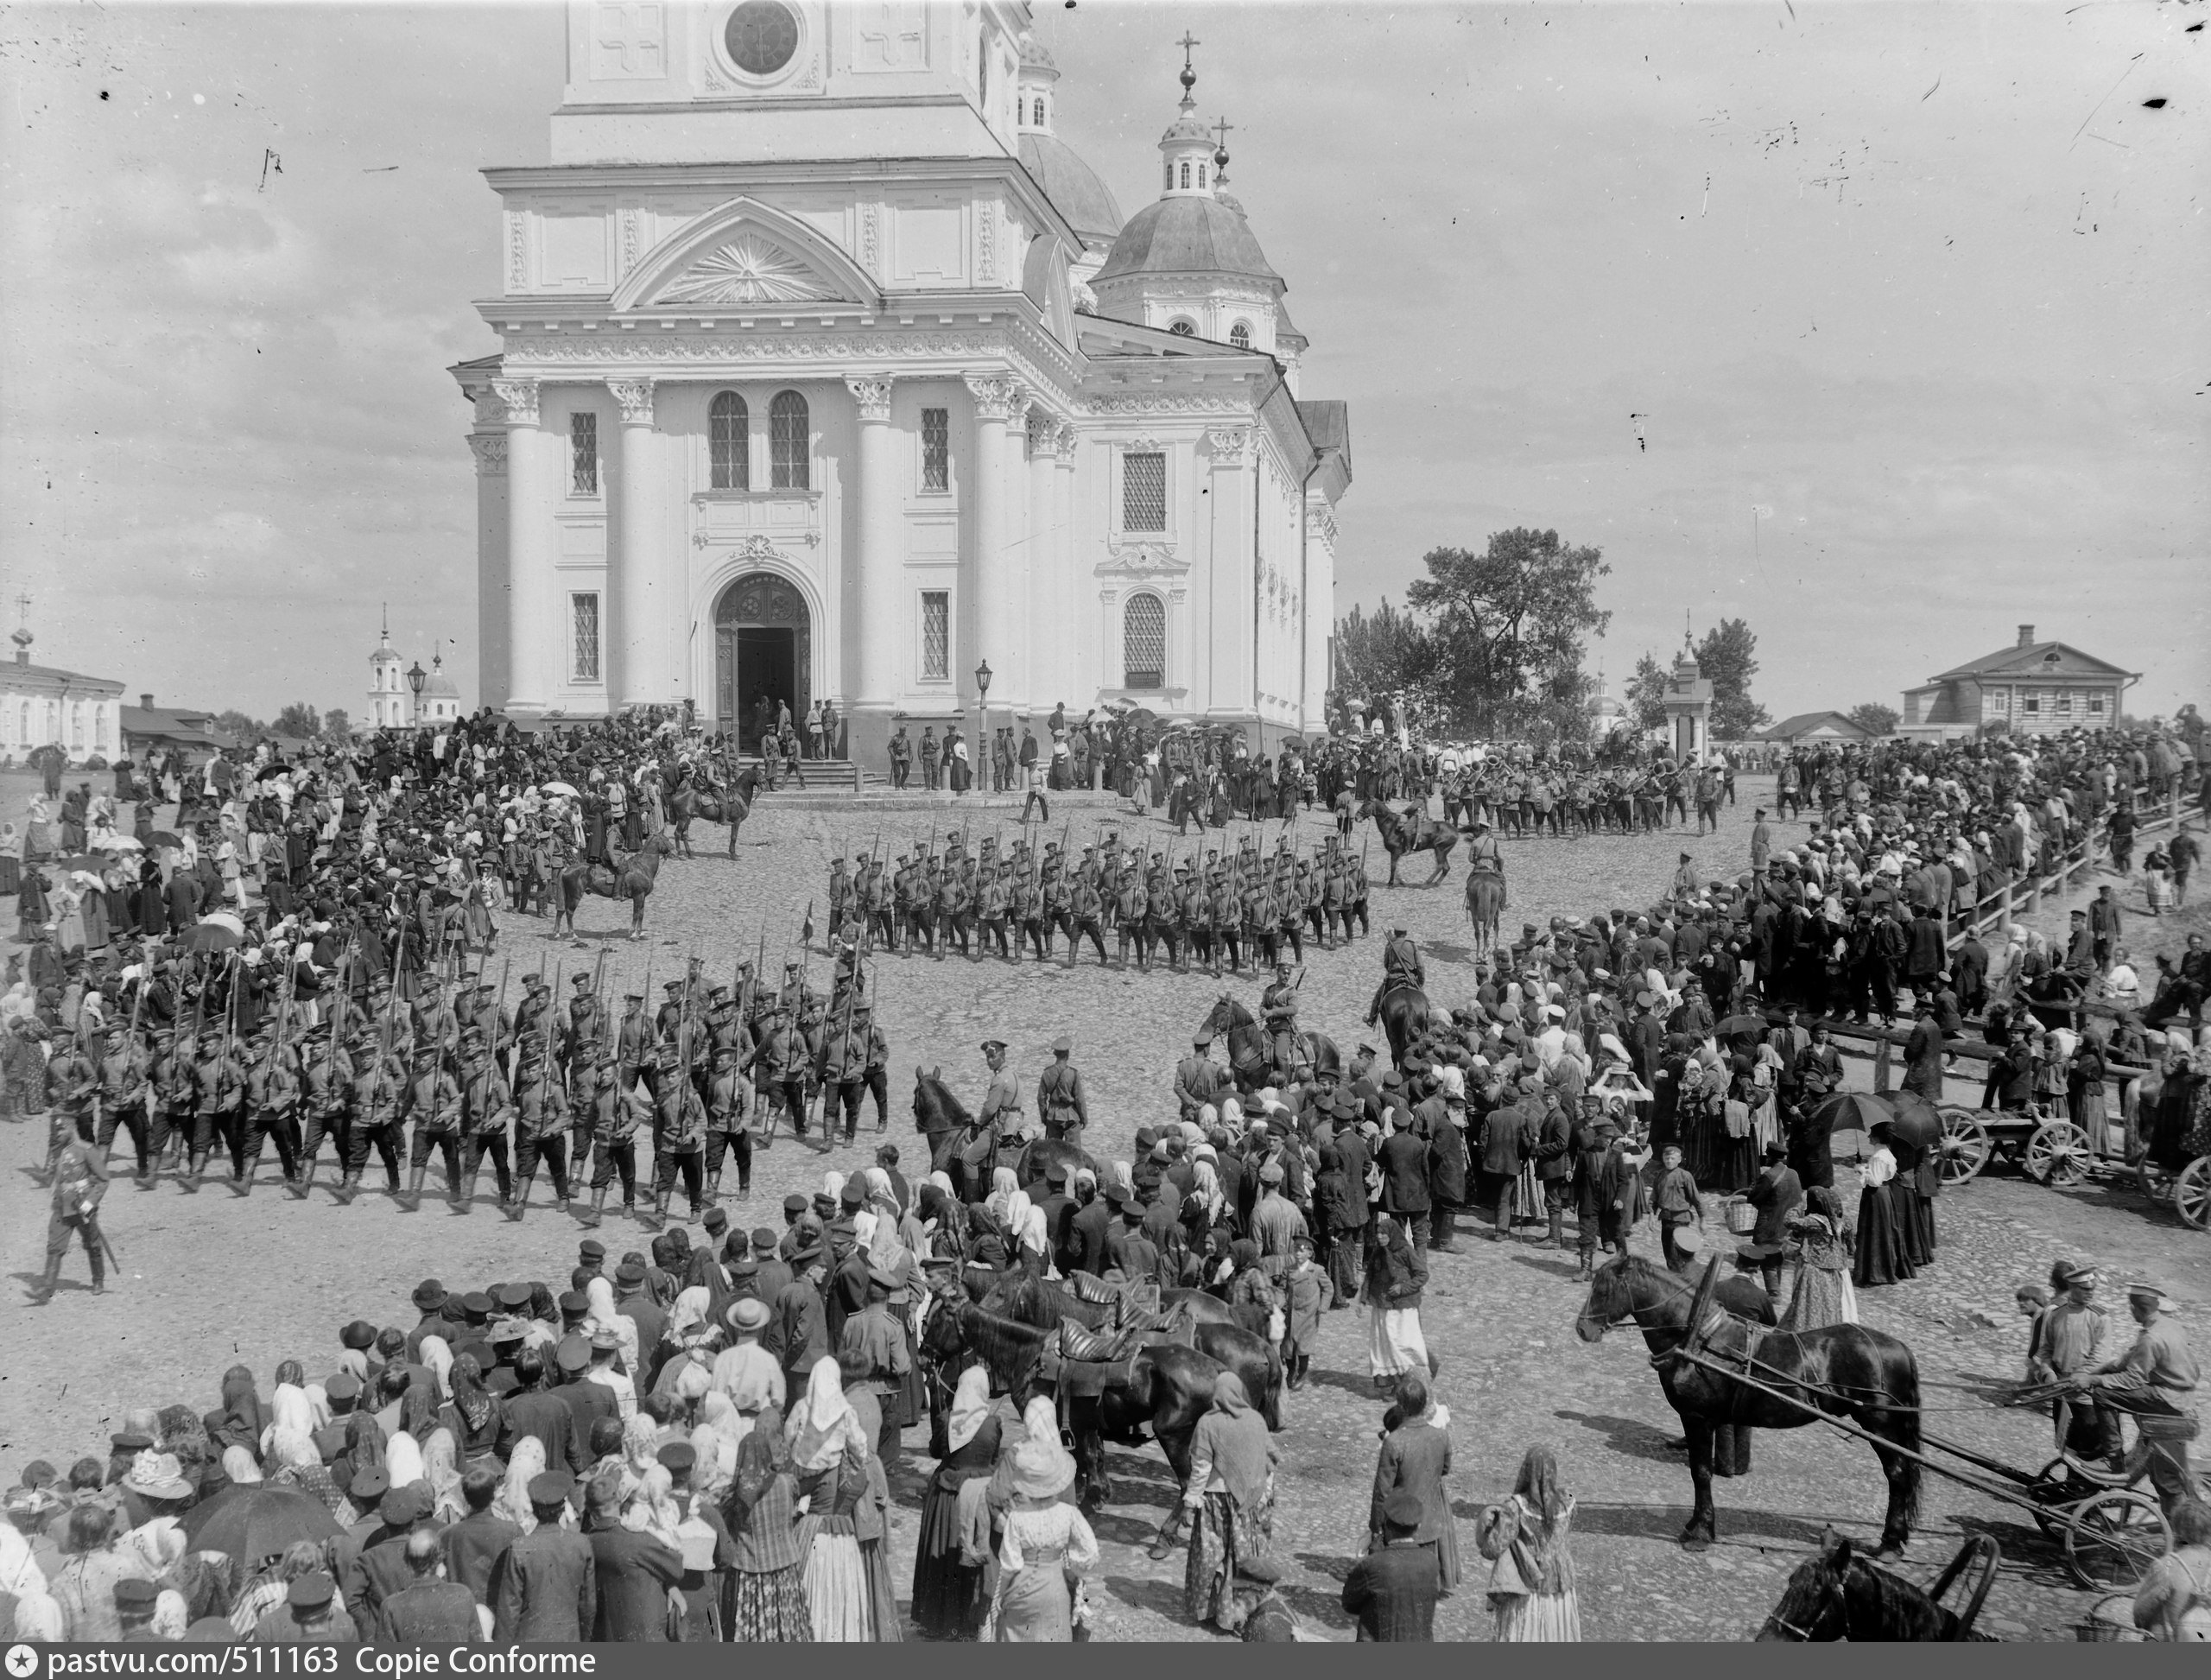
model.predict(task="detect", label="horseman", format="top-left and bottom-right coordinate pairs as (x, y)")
top-left (1364, 925), bottom-right (1425, 1029)
top-left (1466, 815), bottom-right (1504, 878)
top-left (1260, 961), bottom-right (1302, 1072)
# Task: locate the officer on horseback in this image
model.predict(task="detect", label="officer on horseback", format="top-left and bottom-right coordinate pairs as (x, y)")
top-left (1467, 815), bottom-right (1505, 878)
top-left (1364, 925), bottom-right (1425, 1029)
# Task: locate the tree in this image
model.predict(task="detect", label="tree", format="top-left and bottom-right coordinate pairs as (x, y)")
top-left (1694, 618), bottom-right (1771, 739)
top-left (1847, 702), bottom-right (1899, 738)
top-left (1625, 653), bottom-right (1671, 733)
top-left (273, 701), bottom-right (320, 739)
top-left (1403, 528), bottom-right (1612, 737)
top-left (1334, 598), bottom-right (1447, 723)
top-left (212, 709), bottom-right (264, 741)
top-left (322, 707), bottom-right (352, 742)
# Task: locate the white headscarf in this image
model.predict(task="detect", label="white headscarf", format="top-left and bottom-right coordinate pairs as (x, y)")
top-left (947, 1365), bottom-right (991, 1455)
top-left (384, 1430), bottom-right (426, 1490)
top-left (788, 1355), bottom-right (865, 1472)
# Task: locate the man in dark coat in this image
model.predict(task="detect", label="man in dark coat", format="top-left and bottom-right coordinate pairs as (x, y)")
top-left (1341, 1491), bottom-right (1439, 1640)
top-left (1424, 1100), bottom-right (1468, 1253)
top-left (582, 1472), bottom-right (684, 1640)
top-left (497, 1350), bottom-right (586, 1479)
top-left (440, 1469), bottom-right (523, 1605)
top-left (1477, 1085), bottom-right (1537, 1242)
top-left (376, 1530), bottom-right (485, 1644)
top-left (1066, 1174), bottom-right (1115, 1277)
top-left (1377, 1108), bottom-right (1432, 1259)
top-left (490, 1474), bottom-right (595, 1641)
top-left (1531, 1087), bottom-right (1575, 1249)
top-left (1742, 1144), bottom-right (1803, 1304)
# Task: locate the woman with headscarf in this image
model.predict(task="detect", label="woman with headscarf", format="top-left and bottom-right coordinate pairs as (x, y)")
top-left (219, 1446), bottom-right (263, 1488)
top-left (383, 1430), bottom-right (426, 1493)
top-left (211, 1366), bottom-right (268, 1467)
top-left (1365, 1214), bottom-right (1432, 1392)
top-left (586, 1276), bottom-right (641, 1373)
top-left (1163, 1372), bottom-right (1281, 1634)
top-left (726, 1402), bottom-right (810, 1642)
top-left (495, 1436), bottom-right (548, 1534)
top-left (1476, 1444), bottom-right (1581, 1640)
top-left (916, 1177), bottom-right (968, 1262)
top-left (913, 1365), bottom-right (1001, 1639)
top-left (983, 1166), bottom-right (1021, 1230)
top-left (786, 1355), bottom-right (876, 1639)
top-left (447, 1353), bottom-right (504, 1469)
top-left (266, 1422), bottom-right (343, 1519)
top-left (415, 1428), bottom-right (466, 1525)
top-left (264, 1365), bottom-right (316, 1453)
top-left (687, 1391), bottom-right (743, 1501)
top-left (1780, 1184), bottom-right (1858, 1330)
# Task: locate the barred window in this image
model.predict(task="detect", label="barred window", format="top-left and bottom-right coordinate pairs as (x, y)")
top-left (572, 593), bottom-right (601, 682)
top-left (1229, 321), bottom-right (1251, 349)
top-left (570, 412), bottom-right (598, 496)
top-left (1122, 451), bottom-right (1166, 531)
top-left (922, 407), bottom-right (950, 492)
top-left (1123, 595), bottom-right (1165, 689)
top-left (920, 591), bottom-right (949, 681)
top-left (709, 392), bottom-right (749, 490)
top-left (1167, 320), bottom-right (1195, 337)
top-left (770, 390), bottom-right (808, 489)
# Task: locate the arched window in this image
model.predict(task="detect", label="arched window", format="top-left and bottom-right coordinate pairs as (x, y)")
top-left (1032, 98), bottom-right (1044, 126)
top-left (1179, 162), bottom-right (1190, 189)
top-left (17, 703), bottom-right (28, 743)
top-left (1123, 594), bottom-right (1166, 689)
top-left (1198, 164), bottom-right (1207, 187)
top-left (1229, 321), bottom-right (1252, 349)
top-left (709, 391), bottom-right (749, 491)
top-left (70, 704), bottom-right (83, 751)
top-left (1163, 161), bottom-right (1173, 190)
top-left (770, 390), bottom-right (808, 490)
top-left (1168, 319), bottom-right (1195, 336)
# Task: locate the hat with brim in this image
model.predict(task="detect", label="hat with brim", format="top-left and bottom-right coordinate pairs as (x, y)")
top-left (1008, 1436), bottom-right (1075, 1501)
top-left (726, 1297), bottom-right (770, 1333)
top-left (2125, 1278), bottom-right (2179, 1310)
top-left (2053, 1260), bottom-right (2097, 1287)
top-left (123, 1451), bottom-right (193, 1501)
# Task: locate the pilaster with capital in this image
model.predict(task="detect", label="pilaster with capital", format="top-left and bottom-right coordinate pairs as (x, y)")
top-left (468, 434), bottom-right (507, 478)
top-left (845, 375), bottom-right (896, 425)
top-left (849, 375), bottom-right (901, 709)
top-left (491, 378), bottom-right (542, 429)
top-left (609, 380), bottom-right (664, 706)
top-left (606, 377), bottom-right (657, 427)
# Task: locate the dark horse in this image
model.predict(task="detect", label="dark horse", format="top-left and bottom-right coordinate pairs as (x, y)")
top-left (1376, 981), bottom-right (1431, 1068)
top-left (980, 1272), bottom-right (1283, 1433)
top-left (1200, 996), bottom-right (1340, 1093)
top-left (1757, 1529), bottom-right (1999, 1641)
top-left (918, 1288), bottom-right (1226, 1510)
top-left (1575, 1255), bottom-right (1923, 1556)
top-left (557, 832), bottom-right (675, 941)
top-left (1359, 798), bottom-right (1456, 885)
top-left (666, 764), bottom-right (759, 859)
top-left (1464, 867), bottom-right (1507, 960)
top-left (911, 1068), bottom-right (1098, 1201)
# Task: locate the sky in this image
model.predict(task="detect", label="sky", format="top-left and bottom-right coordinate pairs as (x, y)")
top-left (3, 0), bottom-right (2206, 725)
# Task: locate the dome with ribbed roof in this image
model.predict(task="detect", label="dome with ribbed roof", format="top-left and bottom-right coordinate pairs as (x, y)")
top-left (1094, 194), bottom-right (1279, 286)
top-left (422, 654), bottom-right (459, 701)
top-left (1017, 133), bottom-right (1125, 249)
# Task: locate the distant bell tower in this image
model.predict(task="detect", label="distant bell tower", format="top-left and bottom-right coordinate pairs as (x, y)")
top-left (370, 606), bottom-right (409, 729)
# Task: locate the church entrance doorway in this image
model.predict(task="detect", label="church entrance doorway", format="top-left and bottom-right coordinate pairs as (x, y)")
top-left (713, 571), bottom-right (810, 751)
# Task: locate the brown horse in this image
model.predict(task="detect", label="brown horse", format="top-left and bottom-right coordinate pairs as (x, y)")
top-left (1575, 1255), bottom-right (1923, 1556)
top-left (1359, 798), bottom-right (1456, 885)
top-left (558, 832), bottom-right (675, 941)
top-left (1464, 867), bottom-right (1507, 960)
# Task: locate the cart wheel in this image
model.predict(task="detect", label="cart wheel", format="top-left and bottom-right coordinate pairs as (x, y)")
top-left (2025, 1121), bottom-right (2093, 1187)
top-left (2135, 1157), bottom-right (2176, 1206)
top-left (2176, 1157), bottom-right (2211, 1233)
top-left (2027, 1456), bottom-right (2082, 1541)
top-left (2064, 1490), bottom-right (2170, 1589)
top-left (1939, 1109), bottom-right (1991, 1184)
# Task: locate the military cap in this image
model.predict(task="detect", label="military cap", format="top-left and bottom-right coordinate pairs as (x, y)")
top-left (555, 1336), bottom-right (591, 1374)
top-left (1051, 1035), bottom-right (1073, 1054)
top-left (526, 1472), bottom-right (574, 1507)
top-left (656, 1442), bottom-right (697, 1474)
top-left (578, 1239), bottom-right (606, 1262)
top-left (613, 1260), bottom-right (646, 1287)
top-left (461, 1291), bottom-right (494, 1321)
top-left (114, 1577), bottom-right (161, 1612)
top-left (497, 1281), bottom-right (533, 1310)
top-left (323, 1372), bottom-right (361, 1404)
top-left (346, 1466), bottom-right (390, 1505)
top-left (782, 1193), bottom-right (809, 1217)
top-left (286, 1573), bottom-right (337, 1613)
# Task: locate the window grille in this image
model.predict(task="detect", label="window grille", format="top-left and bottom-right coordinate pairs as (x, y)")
top-left (710, 392), bottom-right (749, 490)
top-left (922, 408), bottom-right (949, 492)
top-left (770, 390), bottom-right (808, 489)
top-left (920, 591), bottom-right (949, 681)
top-left (570, 412), bottom-right (598, 495)
top-left (1122, 451), bottom-right (1166, 531)
top-left (1124, 595), bottom-right (1165, 688)
top-left (572, 593), bottom-right (601, 682)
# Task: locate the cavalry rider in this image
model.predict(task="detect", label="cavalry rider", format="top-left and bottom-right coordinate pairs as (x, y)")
top-left (1466, 815), bottom-right (1505, 879)
top-left (1363, 923), bottom-right (1426, 1030)
top-left (1260, 961), bottom-right (1302, 1070)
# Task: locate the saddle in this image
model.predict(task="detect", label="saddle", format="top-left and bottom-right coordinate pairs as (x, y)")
top-left (1064, 1271), bottom-right (1126, 1307)
top-left (1054, 1319), bottom-right (1146, 1398)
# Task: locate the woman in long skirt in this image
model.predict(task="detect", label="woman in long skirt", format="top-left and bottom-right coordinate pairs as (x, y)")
top-left (1779, 1186), bottom-right (1859, 1330)
top-left (1851, 1125), bottom-right (1915, 1288)
top-left (1476, 1444), bottom-right (1581, 1641)
top-left (989, 1436), bottom-right (1098, 1641)
top-left (1171, 1373), bottom-right (1281, 1635)
top-left (912, 1366), bottom-right (999, 1639)
top-left (726, 1404), bottom-right (811, 1641)
top-left (788, 1358), bottom-right (876, 1640)
top-left (1365, 1215), bottom-right (1431, 1392)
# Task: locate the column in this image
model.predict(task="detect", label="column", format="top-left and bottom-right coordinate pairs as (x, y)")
top-left (1053, 422), bottom-right (1080, 705)
top-left (466, 394), bottom-right (510, 713)
top-left (607, 378), bottom-right (659, 711)
top-left (1000, 388), bottom-right (1033, 715)
top-left (494, 377), bottom-right (555, 713)
top-left (1205, 426), bottom-right (1253, 718)
top-left (846, 376), bottom-right (899, 707)
top-left (1024, 410), bottom-right (1059, 714)
top-left (962, 372), bottom-right (1019, 708)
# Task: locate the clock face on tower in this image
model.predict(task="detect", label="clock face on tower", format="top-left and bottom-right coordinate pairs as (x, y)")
top-left (725, 2), bottom-right (800, 77)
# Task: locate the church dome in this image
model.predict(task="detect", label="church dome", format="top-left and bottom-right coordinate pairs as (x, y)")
top-left (1018, 133), bottom-right (1125, 248)
top-left (1095, 193), bottom-right (1279, 286)
top-left (1017, 29), bottom-right (1057, 74)
top-left (421, 656), bottom-right (460, 701)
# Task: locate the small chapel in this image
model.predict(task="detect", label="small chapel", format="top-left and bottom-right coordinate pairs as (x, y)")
top-left (449, 1), bottom-right (1350, 760)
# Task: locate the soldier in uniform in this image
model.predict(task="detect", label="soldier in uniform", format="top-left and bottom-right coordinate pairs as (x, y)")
top-left (818, 993), bottom-right (868, 1145)
top-left (31, 1112), bottom-right (108, 1303)
top-left (510, 1025), bottom-right (573, 1220)
top-left (976, 865), bottom-right (1012, 960)
top-left (753, 1001), bottom-right (810, 1145)
top-left (1113, 866), bottom-right (1150, 970)
top-left (94, 1020), bottom-right (152, 1180)
top-left (401, 1039), bottom-right (462, 1209)
top-left (704, 1043), bottom-right (753, 1203)
top-left (1036, 1036), bottom-right (1090, 1151)
top-left (1364, 924), bottom-right (1427, 1029)
top-left (919, 726), bottom-right (941, 791)
top-left (337, 1013), bottom-right (408, 1205)
top-left (888, 724), bottom-right (911, 790)
top-left (1041, 856), bottom-right (1074, 958)
top-left (967, 1039), bottom-right (1023, 1187)
top-left (650, 1041), bottom-right (706, 1224)
top-left (238, 1018), bottom-right (301, 1195)
top-left (1209, 867), bottom-right (1242, 976)
top-left (580, 1057), bottom-right (643, 1226)
top-left (1067, 870), bottom-right (1109, 967)
top-left (935, 860), bottom-right (972, 960)
top-left (458, 1026), bottom-right (516, 1212)
top-left (1261, 962), bottom-right (1302, 1069)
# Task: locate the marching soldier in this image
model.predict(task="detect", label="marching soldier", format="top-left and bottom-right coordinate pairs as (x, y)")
top-left (95, 1021), bottom-right (153, 1180)
top-left (704, 1043), bottom-right (753, 1202)
top-left (649, 1041), bottom-right (706, 1224)
top-left (581, 1058), bottom-right (644, 1227)
top-left (977, 867), bottom-right (1012, 960)
top-left (1067, 870), bottom-right (1109, 967)
top-left (510, 1027), bottom-right (573, 1220)
top-left (819, 996), bottom-right (867, 1146)
top-left (754, 1001), bottom-right (810, 1145)
top-left (238, 1018), bottom-right (301, 1195)
top-left (1036, 1037), bottom-right (1090, 1151)
top-left (457, 1027), bottom-right (516, 1212)
top-left (401, 1040), bottom-right (463, 1209)
top-left (337, 1014), bottom-right (407, 1205)
top-left (31, 1112), bottom-right (109, 1303)
top-left (1114, 867), bottom-right (1150, 970)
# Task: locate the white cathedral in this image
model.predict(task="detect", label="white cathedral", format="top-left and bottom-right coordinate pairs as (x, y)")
top-left (451, 0), bottom-right (1350, 761)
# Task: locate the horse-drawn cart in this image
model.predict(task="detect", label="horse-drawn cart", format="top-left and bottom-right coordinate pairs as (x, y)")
top-left (1938, 1099), bottom-right (2211, 1231)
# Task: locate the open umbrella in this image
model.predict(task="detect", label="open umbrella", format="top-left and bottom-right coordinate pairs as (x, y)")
top-left (52, 855), bottom-right (105, 875)
top-left (182, 922), bottom-right (242, 954)
top-left (1714, 1013), bottom-right (1768, 1038)
top-left (146, 831), bottom-right (185, 850)
top-left (89, 833), bottom-right (143, 853)
top-left (179, 1483), bottom-right (342, 1565)
top-left (539, 781), bottom-right (581, 799)
top-left (1809, 1089), bottom-right (1898, 1136)
top-left (1884, 1089), bottom-right (1946, 1151)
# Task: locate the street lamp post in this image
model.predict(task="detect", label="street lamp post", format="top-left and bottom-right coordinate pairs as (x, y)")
top-left (406, 660), bottom-right (427, 727)
top-left (974, 659), bottom-right (992, 792)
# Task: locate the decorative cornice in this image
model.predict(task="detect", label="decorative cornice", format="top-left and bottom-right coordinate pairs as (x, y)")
top-left (1083, 393), bottom-right (1247, 416)
top-left (963, 371), bottom-right (1023, 422)
top-left (1053, 419), bottom-right (1080, 462)
top-left (468, 434), bottom-right (508, 477)
top-left (1206, 427), bottom-right (1251, 466)
top-left (844, 374), bottom-right (896, 423)
top-left (1097, 542), bottom-right (1188, 579)
top-left (606, 377), bottom-right (657, 425)
top-left (1305, 505), bottom-right (1339, 548)
top-left (694, 529), bottom-right (820, 556)
top-left (491, 378), bottom-right (541, 427)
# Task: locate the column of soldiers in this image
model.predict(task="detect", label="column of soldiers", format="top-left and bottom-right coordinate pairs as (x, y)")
top-left (816, 826), bottom-right (1373, 976)
top-left (47, 946), bottom-right (896, 1239)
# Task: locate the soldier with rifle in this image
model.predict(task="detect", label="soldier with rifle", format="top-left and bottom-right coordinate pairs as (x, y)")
top-left (30, 1109), bottom-right (111, 1303)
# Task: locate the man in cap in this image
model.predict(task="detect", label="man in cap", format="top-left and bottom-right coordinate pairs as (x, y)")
top-left (1176, 1032), bottom-right (1230, 1125)
top-left (257, 1570), bottom-right (355, 1644)
top-left (1340, 1488), bottom-right (1440, 1641)
top-left (491, 1473), bottom-right (596, 1640)
top-left (30, 1109), bottom-right (110, 1303)
top-left (2078, 1279), bottom-right (2201, 1516)
top-left (649, 1042), bottom-right (707, 1224)
top-left (702, 1042), bottom-right (754, 1202)
top-left (113, 1575), bottom-right (162, 1640)
top-left (1365, 924), bottom-right (1426, 1030)
top-left (1036, 1035), bottom-right (1089, 1150)
top-left (580, 1464), bottom-right (685, 1640)
top-left (2030, 1260), bottom-right (2116, 1459)
top-left (372, 1528), bottom-right (484, 1645)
